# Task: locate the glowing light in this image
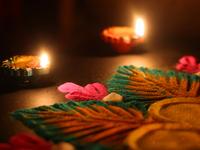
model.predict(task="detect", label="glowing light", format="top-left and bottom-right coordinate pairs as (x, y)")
top-left (40, 54), bottom-right (49, 68)
top-left (136, 19), bottom-right (144, 37)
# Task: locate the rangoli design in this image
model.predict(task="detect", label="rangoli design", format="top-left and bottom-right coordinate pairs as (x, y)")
top-left (11, 100), bottom-right (153, 147)
top-left (107, 65), bottom-right (200, 102)
top-left (10, 65), bottom-right (200, 149)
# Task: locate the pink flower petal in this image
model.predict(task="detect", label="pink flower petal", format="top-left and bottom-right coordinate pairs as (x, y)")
top-left (59, 82), bottom-right (108, 101)
top-left (198, 63), bottom-right (200, 69)
top-left (176, 56), bottom-right (200, 73)
top-left (3, 133), bottom-right (52, 150)
top-left (65, 91), bottom-right (95, 100)
top-left (85, 84), bottom-right (99, 94)
top-left (179, 56), bottom-right (197, 65)
top-left (175, 64), bottom-right (186, 71)
top-left (58, 82), bottom-right (86, 93)
top-left (92, 83), bottom-right (108, 96)
top-left (0, 143), bottom-right (11, 149)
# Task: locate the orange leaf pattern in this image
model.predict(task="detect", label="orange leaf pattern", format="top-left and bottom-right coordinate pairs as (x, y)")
top-left (107, 65), bottom-right (200, 102)
top-left (11, 100), bottom-right (153, 146)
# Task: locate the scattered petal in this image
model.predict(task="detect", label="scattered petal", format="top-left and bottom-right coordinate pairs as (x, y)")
top-left (58, 82), bottom-right (108, 101)
top-left (58, 82), bottom-right (86, 93)
top-left (175, 56), bottom-right (200, 73)
top-left (0, 133), bottom-right (52, 150)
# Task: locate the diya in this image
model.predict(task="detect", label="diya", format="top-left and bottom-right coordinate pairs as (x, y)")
top-left (0, 54), bottom-right (50, 85)
top-left (101, 19), bottom-right (144, 53)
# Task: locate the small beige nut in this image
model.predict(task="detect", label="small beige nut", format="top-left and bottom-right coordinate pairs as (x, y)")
top-left (102, 92), bottom-right (123, 101)
top-left (51, 142), bottom-right (76, 150)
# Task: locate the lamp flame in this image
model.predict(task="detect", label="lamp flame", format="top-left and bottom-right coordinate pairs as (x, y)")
top-left (40, 54), bottom-right (49, 68)
top-left (136, 19), bottom-right (144, 37)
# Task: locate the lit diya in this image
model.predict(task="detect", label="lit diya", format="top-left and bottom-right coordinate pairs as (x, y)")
top-left (101, 19), bottom-right (144, 53)
top-left (0, 54), bottom-right (50, 85)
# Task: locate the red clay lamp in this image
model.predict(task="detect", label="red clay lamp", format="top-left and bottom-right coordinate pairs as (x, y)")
top-left (101, 19), bottom-right (144, 53)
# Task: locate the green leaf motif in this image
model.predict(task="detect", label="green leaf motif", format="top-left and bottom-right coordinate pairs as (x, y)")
top-left (11, 100), bottom-right (152, 147)
top-left (107, 65), bottom-right (200, 102)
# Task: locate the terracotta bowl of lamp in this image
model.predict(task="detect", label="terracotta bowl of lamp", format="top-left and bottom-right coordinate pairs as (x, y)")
top-left (101, 27), bottom-right (143, 53)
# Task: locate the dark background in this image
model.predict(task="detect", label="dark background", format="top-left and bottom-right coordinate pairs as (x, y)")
top-left (1, 0), bottom-right (200, 144)
top-left (1, 0), bottom-right (200, 58)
